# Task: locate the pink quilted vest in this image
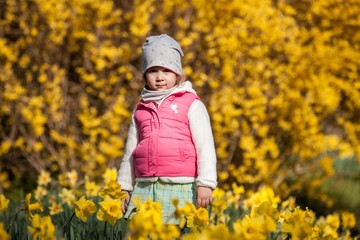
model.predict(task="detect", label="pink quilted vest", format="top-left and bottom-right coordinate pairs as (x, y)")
top-left (132, 91), bottom-right (199, 177)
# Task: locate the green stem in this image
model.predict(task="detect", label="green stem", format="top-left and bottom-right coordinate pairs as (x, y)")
top-left (69, 212), bottom-right (76, 223)
top-left (7, 208), bottom-right (21, 233)
top-left (104, 221), bottom-right (107, 239)
top-left (112, 224), bottom-right (114, 240)
top-left (66, 212), bottom-right (75, 238)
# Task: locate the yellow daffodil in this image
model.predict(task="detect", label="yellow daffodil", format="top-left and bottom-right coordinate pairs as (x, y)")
top-left (134, 197), bottom-right (162, 213)
top-left (326, 213), bottom-right (340, 230)
top-left (211, 188), bottom-right (228, 216)
top-left (49, 202), bottom-right (63, 215)
top-left (250, 201), bottom-right (279, 222)
top-left (59, 188), bottom-right (76, 207)
top-left (281, 196), bottom-right (296, 210)
top-left (75, 196), bottom-right (96, 222)
top-left (24, 193), bottom-right (43, 219)
top-left (211, 188), bottom-right (227, 216)
top-left (280, 207), bottom-right (314, 240)
top-left (128, 213), bottom-right (158, 239)
top-left (0, 172), bottom-right (11, 189)
top-left (322, 225), bottom-right (339, 239)
top-left (341, 211), bottom-right (356, 229)
top-left (97, 196), bottom-right (123, 225)
top-left (243, 185), bottom-right (281, 209)
top-left (37, 170), bottom-right (51, 186)
top-left (98, 181), bottom-right (127, 200)
top-left (47, 194), bottom-right (57, 205)
top-left (193, 207), bottom-right (209, 229)
top-left (57, 173), bottom-right (69, 187)
top-left (172, 199), bottom-right (181, 218)
top-left (84, 176), bottom-right (101, 197)
top-left (158, 224), bottom-right (181, 240)
top-left (233, 215), bottom-right (270, 240)
top-left (313, 213), bottom-right (340, 239)
top-left (0, 222), bottom-right (9, 240)
top-left (34, 186), bottom-right (48, 199)
top-left (182, 224), bottom-right (232, 240)
top-left (28, 214), bottom-right (55, 240)
top-left (66, 170), bottom-right (78, 188)
top-left (181, 202), bottom-right (197, 228)
top-left (102, 167), bottom-right (117, 184)
top-left (173, 201), bottom-right (209, 229)
top-left (127, 198), bottom-right (164, 239)
top-left (0, 194), bottom-right (9, 212)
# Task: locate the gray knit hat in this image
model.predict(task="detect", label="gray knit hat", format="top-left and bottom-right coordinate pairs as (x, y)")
top-left (142, 34), bottom-right (184, 76)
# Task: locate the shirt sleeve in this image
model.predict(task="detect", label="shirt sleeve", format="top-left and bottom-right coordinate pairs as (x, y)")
top-left (188, 99), bottom-right (218, 189)
top-left (116, 113), bottom-right (138, 191)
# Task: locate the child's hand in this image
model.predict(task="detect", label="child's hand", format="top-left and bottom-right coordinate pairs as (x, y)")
top-left (196, 186), bottom-right (212, 208)
top-left (121, 191), bottom-right (131, 213)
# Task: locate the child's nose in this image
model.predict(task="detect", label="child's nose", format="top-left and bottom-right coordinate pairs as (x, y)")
top-left (156, 71), bottom-right (164, 80)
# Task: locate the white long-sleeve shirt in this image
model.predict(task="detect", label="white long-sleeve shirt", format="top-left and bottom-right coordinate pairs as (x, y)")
top-left (116, 82), bottom-right (217, 191)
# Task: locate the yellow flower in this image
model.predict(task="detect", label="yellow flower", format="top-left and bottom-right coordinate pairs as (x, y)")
top-left (233, 215), bottom-right (270, 240)
top-left (232, 182), bottom-right (245, 195)
top-left (218, 171), bottom-right (229, 182)
top-left (250, 201), bottom-right (279, 222)
top-left (102, 167), bottom-right (117, 184)
top-left (281, 196), bottom-right (296, 210)
top-left (97, 196), bottom-right (123, 225)
top-left (59, 188), bottom-right (76, 207)
top-left (326, 213), bottom-right (340, 230)
top-left (0, 222), bottom-right (10, 240)
top-left (75, 196), bottom-right (96, 222)
top-left (57, 173), bottom-right (69, 187)
top-left (37, 170), bottom-right (51, 186)
top-left (173, 201), bottom-right (209, 229)
top-left (182, 224), bottom-right (232, 240)
top-left (0, 172), bottom-right (11, 189)
top-left (127, 197), bottom-right (164, 239)
top-left (98, 181), bottom-right (128, 200)
top-left (85, 176), bottom-right (101, 197)
top-left (193, 207), bottom-right (209, 228)
top-left (248, 202), bottom-right (278, 233)
top-left (49, 202), bottom-right (63, 215)
top-left (341, 211), bottom-right (356, 229)
top-left (322, 225), bottom-right (338, 239)
top-left (159, 224), bottom-right (180, 240)
top-left (211, 188), bottom-right (227, 215)
top-left (34, 186), bottom-right (48, 199)
top-left (313, 213), bottom-right (341, 239)
top-left (47, 194), bottom-right (57, 205)
top-left (0, 194), bottom-right (9, 212)
top-left (243, 185), bottom-right (281, 209)
top-left (172, 199), bottom-right (182, 218)
top-left (66, 170), bottom-right (78, 188)
top-left (28, 214), bottom-right (55, 240)
top-left (25, 193), bottom-right (43, 219)
top-left (133, 197), bottom-right (162, 213)
top-left (280, 207), bottom-right (314, 240)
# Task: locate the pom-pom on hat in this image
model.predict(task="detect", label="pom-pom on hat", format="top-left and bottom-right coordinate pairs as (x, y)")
top-left (142, 34), bottom-right (184, 76)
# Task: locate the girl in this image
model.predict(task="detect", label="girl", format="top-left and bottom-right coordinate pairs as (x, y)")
top-left (116, 34), bottom-right (217, 224)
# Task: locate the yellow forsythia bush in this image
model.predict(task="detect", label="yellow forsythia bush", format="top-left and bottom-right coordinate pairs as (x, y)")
top-left (0, 0), bottom-right (360, 230)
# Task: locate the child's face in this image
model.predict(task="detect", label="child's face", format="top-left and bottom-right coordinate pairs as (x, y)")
top-left (145, 66), bottom-right (178, 91)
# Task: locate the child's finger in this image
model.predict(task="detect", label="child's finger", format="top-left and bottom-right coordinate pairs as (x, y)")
top-left (197, 197), bottom-right (210, 208)
top-left (121, 200), bottom-right (128, 213)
